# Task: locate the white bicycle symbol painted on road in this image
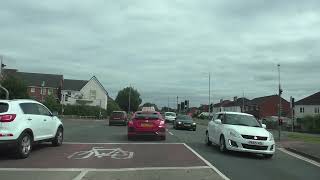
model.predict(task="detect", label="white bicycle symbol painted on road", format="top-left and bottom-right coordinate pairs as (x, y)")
top-left (67, 147), bottom-right (134, 160)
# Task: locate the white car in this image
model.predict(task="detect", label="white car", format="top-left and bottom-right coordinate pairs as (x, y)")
top-left (0, 99), bottom-right (64, 158)
top-left (205, 112), bottom-right (275, 158)
top-left (164, 112), bottom-right (176, 122)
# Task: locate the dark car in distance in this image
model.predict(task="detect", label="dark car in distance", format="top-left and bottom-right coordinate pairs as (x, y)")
top-left (109, 111), bottom-right (128, 126)
top-left (173, 115), bottom-right (196, 131)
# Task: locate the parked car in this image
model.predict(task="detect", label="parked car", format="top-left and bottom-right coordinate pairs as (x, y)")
top-left (173, 115), bottom-right (196, 131)
top-left (127, 110), bottom-right (166, 140)
top-left (164, 112), bottom-right (176, 123)
top-left (0, 99), bottom-right (64, 159)
top-left (205, 112), bottom-right (275, 158)
top-left (109, 111), bottom-right (128, 126)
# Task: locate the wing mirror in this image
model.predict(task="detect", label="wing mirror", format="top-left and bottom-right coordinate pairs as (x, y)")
top-left (51, 111), bottom-right (58, 117)
top-left (214, 119), bottom-right (222, 124)
top-left (262, 124), bottom-right (267, 129)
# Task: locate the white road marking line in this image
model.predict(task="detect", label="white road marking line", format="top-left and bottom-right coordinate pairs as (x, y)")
top-left (72, 169), bottom-right (88, 180)
top-left (0, 166), bottom-right (210, 172)
top-left (63, 142), bottom-right (184, 145)
top-left (183, 143), bottom-right (230, 180)
top-left (168, 131), bottom-right (174, 135)
top-left (278, 148), bottom-right (320, 168)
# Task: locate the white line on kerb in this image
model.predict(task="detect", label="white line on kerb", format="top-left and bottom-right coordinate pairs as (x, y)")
top-left (183, 143), bottom-right (230, 180)
top-left (168, 131), bottom-right (174, 135)
top-left (0, 166), bottom-right (210, 172)
top-left (278, 148), bottom-right (320, 168)
top-left (73, 169), bottom-right (88, 180)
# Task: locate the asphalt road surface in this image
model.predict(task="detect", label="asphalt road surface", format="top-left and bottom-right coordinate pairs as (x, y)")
top-left (0, 119), bottom-right (319, 180)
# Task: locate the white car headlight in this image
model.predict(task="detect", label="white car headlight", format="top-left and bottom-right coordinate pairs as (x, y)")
top-left (269, 132), bottom-right (274, 141)
top-left (178, 121), bottom-right (182, 124)
top-left (192, 122), bottom-right (196, 125)
top-left (229, 131), bottom-right (241, 138)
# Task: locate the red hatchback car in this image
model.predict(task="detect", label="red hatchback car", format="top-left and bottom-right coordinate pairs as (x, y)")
top-left (127, 111), bottom-right (166, 140)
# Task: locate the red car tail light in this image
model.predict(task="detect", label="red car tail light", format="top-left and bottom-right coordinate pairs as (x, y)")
top-left (0, 114), bottom-right (16, 122)
top-left (159, 120), bottom-right (165, 125)
top-left (0, 133), bottom-right (13, 137)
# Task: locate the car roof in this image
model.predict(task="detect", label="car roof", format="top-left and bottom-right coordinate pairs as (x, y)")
top-left (136, 111), bottom-right (159, 114)
top-left (216, 111), bottom-right (253, 116)
top-left (165, 112), bottom-right (176, 113)
top-left (0, 99), bottom-right (40, 104)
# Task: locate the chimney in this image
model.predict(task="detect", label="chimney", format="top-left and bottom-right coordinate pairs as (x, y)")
top-left (234, 96), bottom-right (238, 101)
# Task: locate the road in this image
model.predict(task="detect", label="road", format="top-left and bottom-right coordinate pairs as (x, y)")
top-left (0, 119), bottom-right (319, 180)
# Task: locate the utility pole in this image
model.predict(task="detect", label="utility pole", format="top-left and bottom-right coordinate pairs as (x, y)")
top-left (167, 96), bottom-right (169, 111)
top-left (278, 64), bottom-right (282, 141)
top-left (208, 73), bottom-right (211, 120)
top-left (128, 85), bottom-right (131, 113)
top-left (0, 56), bottom-right (9, 99)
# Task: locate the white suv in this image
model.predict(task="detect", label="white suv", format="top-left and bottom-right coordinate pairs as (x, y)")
top-left (205, 112), bottom-right (275, 158)
top-left (0, 99), bottom-right (64, 158)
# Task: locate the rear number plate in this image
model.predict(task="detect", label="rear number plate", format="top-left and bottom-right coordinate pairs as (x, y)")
top-left (141, 123), bottom-right (153, 127)
top-left (248, 141), bottom-right (263, 145)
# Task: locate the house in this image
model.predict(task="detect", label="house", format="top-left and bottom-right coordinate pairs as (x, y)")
top-left (223, 97), bottom-right (250, 113)
top-left (295, 91), bottom-right (320, 119)
top-left (3, 69), bottom-right (63, 102)
top-left (213, 100), bottom-right (232, 113)
top-left (61, 76), bottom-right (108, 109)
top-left (244, 95), bottom-right (290, 119)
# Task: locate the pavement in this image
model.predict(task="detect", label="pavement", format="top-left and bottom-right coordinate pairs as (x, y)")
top-left (269, 130), bottom-right (320, 163)
top-left (0, 119), bottom-right (320, 180)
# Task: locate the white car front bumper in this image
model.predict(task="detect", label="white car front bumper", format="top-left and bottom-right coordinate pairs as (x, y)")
top-left (225, 136), bottom-right (275, 155)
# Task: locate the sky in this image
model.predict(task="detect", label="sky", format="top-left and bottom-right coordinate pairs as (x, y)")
top-left (1, 0), bottom-right (320, 108)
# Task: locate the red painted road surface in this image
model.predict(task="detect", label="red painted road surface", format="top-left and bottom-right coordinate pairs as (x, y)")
top-left (0, 143), bottom-right (206, 169)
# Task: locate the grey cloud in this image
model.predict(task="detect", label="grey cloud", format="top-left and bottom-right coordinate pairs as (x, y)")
top-left (1, 0), bottom-right (320, 107)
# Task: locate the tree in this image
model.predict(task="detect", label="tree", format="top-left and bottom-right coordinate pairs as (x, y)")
top-left (107, 97), bottom-right (122, 115)
top-left (0, 75), bottom-right (28, 99)
top-left (115, 87), bottom-right (142, 112)
top-left (141, 102), bottom-right (159, 111)
top-left (43, 95), bottom-right (61, 113)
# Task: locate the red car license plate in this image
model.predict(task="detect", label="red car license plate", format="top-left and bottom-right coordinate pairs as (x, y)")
top-left (141, 123), bottom-right (153, 127)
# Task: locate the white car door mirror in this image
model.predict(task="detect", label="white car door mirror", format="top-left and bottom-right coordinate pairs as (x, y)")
top-left (52, 111), bottom-right (59, 116)
top-left (262, 124), bottom-right (267, 129)
top-left (215, 119), bottom-right (222, 124)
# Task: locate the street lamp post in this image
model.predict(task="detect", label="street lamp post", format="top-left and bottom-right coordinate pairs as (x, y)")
top-left (208, 73), bottom-right (211, 120)
top-left (128, 85), bottom-right (131, 113)
top-left (278, 64), bottom-right (282, 141)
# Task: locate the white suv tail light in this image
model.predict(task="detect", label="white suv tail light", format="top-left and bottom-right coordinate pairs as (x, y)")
top-left (0, 114), bottom-right (17, 122)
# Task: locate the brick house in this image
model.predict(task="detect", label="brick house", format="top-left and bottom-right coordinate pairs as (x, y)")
top-left (3, 69), bottom-right (63, 102)
top-left (244, 95), bottom-right (290, 119)
top-left (223, 97), bottom-right (250, 113)
top-left (17, 72), bottom-right (63, 102)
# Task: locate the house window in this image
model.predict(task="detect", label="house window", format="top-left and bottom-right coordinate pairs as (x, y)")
top-left (48, 88), bottom-right (53, 95)
top-left (315, 107), bottom-right (320, 114)
top-left (30, 88), bottom-right (35, 93)
top-left (90, 90), bottom-right (96, 99)
top-left (300, 107), bottom-right (305, 113)
top-left (40, 88), bottom-right (47, 95)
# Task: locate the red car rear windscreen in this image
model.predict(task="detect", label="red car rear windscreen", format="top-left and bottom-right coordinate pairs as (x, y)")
top-left (134, 113), bottom-right (159, 120)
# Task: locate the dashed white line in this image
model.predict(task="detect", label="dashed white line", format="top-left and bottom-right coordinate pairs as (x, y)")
top-left (278, 148), bottom-right (320, 168)
top-left (168, 131), bottom-right (174, 135)
top-left (183, 143), bottom-right (230, 180)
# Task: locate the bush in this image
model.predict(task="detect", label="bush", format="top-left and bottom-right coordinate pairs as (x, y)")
top-left (298, 115), bottom-right (320, 133)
